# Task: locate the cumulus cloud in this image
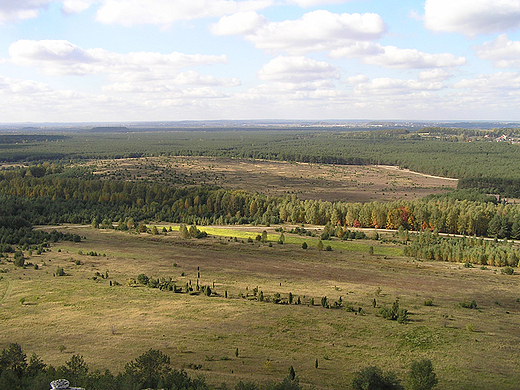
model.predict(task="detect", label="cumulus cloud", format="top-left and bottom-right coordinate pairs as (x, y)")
top-left (354, 77), bottom-right (445, 94)
top-left (424, 0), bottom-right (520, 36)
top-left (0, 0), bottom-right (96, 22)
top-left (210, 11), bottom-right (268, 35)
top-left (284, 0), bottom-right (351, 6)
top-left (474, 34), bottom-right (520, 68)
top-left (8, 40), bottom-right (228, 78)
top-left (62, 0), bottom-right (93, 13)
top-left (96, 0), bottom-right (272, 26)
top-left (257, 56), bottom-right (339, 83)
top-left (0, 0), bottom-right (52, 22)
top-left (418, 68), bottom-right (452, 81)
top-left (362, 46), bottom-right (466, 69)
top-left (454, 72), bottom-right (520, 91)
top-left (211, 10), bottom-right (387, 55)
top-left (331, 43), bottom-right (465, 69)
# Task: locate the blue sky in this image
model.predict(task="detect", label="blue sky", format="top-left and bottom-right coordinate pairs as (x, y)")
top-left (1, 0), bottom-right (520, 123)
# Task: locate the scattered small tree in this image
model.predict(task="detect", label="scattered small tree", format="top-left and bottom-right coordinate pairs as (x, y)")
top-left (302, 242), bottom-right (308, 249)
top-left (289, 365), bottom-right (296, 381)
top-left (408, 359), bottom-right (438, 390)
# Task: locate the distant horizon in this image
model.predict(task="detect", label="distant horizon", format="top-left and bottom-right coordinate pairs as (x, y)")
top-left (1, 119), bottom-right (520, 132)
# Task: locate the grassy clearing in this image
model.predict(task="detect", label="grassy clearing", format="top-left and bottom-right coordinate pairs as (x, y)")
top-left (1, 226), bottom-right (520, 389)
top-left (154, 224), bottom-right (403, 257)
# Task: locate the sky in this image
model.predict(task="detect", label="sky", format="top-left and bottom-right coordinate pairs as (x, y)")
top-left (1, 0), bottom-right (520, 123)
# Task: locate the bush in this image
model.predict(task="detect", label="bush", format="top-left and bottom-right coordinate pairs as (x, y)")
top-left (352, 366), bottom-right (404, 390)
top-left (137, 274), bottom-right (149, 285)
top-left (301, 242), bottom-right (308, 249)
top-left (423, 299), bottom-right (434, 306)
top-left (13, 252), bottom-right (25, 267)
top-left (408, 359), bottom-right (438, 390)
top-left (378, 298), bottom-right (408, 323)
top-left (459, 299), bottom-right (477, 309)
top-left (56, 267), bottom-right (65, 276)
top-left (501, 266), bottom-right (515, 275)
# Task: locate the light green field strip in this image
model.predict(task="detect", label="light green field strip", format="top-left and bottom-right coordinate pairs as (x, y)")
top-left (151, 224), bottom-right (403, 257)
top-left (0, 277), bottom-right (13, 304)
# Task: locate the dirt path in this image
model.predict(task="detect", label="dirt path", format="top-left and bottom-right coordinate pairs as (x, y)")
top-left (376, 165), bottom-right (459, 181)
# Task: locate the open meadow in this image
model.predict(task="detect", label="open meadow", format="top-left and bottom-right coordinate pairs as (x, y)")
top-left (87, 156), bottom-right (457, 202)
top-left (1, 225), bottom-right (520, 389)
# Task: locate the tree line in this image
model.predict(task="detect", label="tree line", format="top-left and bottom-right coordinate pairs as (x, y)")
top-left (0, 343), bottom-right (438, 390)
top-left (2, 169), bottom-right (520, 246)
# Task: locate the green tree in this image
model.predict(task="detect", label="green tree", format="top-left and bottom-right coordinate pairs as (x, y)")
top-left (317, 240), bottom-right (324, 251)
top-left (408, 359), bottom-right (438, 390)
top-left (352, 366), bottom-right (404, 390)
top-left (124, 349), bottom-right (171, 389)
top-left (0, 343), bottom-right (27, 378)
top-left (289, 365), bottom-right (296, 381)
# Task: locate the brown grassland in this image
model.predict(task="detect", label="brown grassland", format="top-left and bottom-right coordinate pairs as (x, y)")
top-left (88, 156), bottom-right (457, 202)
top-left (1, 222), bottom-right (520, 389)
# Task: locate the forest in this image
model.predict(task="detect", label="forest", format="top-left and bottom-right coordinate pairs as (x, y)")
top-left (1, 163), bottom-right (520, 266)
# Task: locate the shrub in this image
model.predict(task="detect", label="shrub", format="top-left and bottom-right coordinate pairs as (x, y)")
top-left (301, 242), bottom-right (308, 249)
top-left (408, 359), bottom-right (438, 390)
top-left (501, 266), bottom-right (515, 275)
top-left (352, 366), bottom-right (404, 390)
top-left (459, 299), bottom-right (477, 309)
top-left (378, 298), bottom-right (408, 323)
top-left (13, 252), bottom-right (25, 267)
top-left (56, 267), bottom-right (65, 276)
top-left (137, 274), bottom-right (149, 285)
top-left (423, 299), bottom-right (434, 306)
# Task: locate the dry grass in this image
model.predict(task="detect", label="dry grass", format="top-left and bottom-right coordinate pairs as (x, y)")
top-left (1, 226), bottom-right (520, 389)
top-left (87, 156), bottom-right (457, 202)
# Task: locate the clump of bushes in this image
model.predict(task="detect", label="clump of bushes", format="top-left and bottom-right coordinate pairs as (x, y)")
top-left (378, 298), bottom-right (408, 323)
top-left (459, 299), bottom-right (477, 309)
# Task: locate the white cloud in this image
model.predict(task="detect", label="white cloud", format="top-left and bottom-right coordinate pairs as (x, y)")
top-left (474, 34), bottom-right (520, 68)
top-left (211, 10), bottom-right (387, 55)
top-left (0, 0), bottom-right (96, 22)
top-left (210, 11), bottom-right (268, 35)
top-left (418, 68), bottom-right (452, 82)
top-left (454, 72), bottom-right (520, 91)
top-left (424, 0), bottom-right (520, 36)
top-left (362, 46), bottom-right (466, 69)
top-left (96, 0), bottom-right (272, 26)
top-left (284, 0), bottom-right (350, 6)
top-left (8, 40), bottom-right (227, 78)
top-left (62, 0), bottom-right (93, 13)
top-left (331, 43), bottom-right (465, 69)
top-left (0, 0), bottom-right (52, 22)
top-left (257, 56), bottom-right (339, 83)
top-left (355, 77), bottom-right (445, 94)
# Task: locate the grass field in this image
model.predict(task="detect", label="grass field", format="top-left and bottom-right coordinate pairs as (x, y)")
top-left (86, 156), bottom-right (457, 202)
top-left (1, 225), bottom-right (519, 389)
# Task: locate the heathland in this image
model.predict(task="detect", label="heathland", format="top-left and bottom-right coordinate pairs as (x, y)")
top-left (1, 126), bottom-right (520, 389)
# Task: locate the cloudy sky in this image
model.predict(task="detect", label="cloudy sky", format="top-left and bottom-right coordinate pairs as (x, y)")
top-left (1, 0), bottom-right (520, 123)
